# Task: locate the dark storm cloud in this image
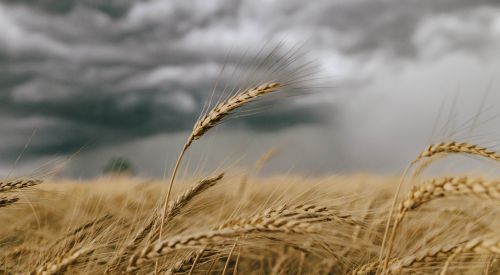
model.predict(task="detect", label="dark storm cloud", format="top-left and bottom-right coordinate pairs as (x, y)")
top-left (291, 0), bottom-right (500, 59)
top-left (0, 0), bottom-right (498, 162)
top-left (1, 0), bottom-right (133, 16)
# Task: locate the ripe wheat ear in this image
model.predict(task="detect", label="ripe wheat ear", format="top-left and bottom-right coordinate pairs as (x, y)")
top-left (354, 236), bottom-right (500, 274)
top-left (105, 174), bottom-right (224, 273)
top-left (34, 247), bottom-right (96, 275)
top-left (0, 196), bottom-right (19, 208)
top-left (380, 141), bottom-right (500, 273)
top-left (0, 178), bottom-right (42, 193)
top-left (127, 204), bottom-right (324, 272)
top-left (382, 176), bottom-right (500, 273)
top-left (158, 82), bottom-right (282, 237)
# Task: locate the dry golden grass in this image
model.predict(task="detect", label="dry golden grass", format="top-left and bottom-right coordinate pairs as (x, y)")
top-left (0, 171), bottom-right (499, 274)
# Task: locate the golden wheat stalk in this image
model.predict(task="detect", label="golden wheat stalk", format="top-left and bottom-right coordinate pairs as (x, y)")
top-left (161, 249), bottom-right (207, 275)
top-left (131, 204), bottom-right (350, 272)
top-left (292, 204), bottom-right (364, 227)
top-left (355, 237), bottom-right (500, 274)
top-left (412, 155), bottom-right (444, 177)
top-left (62, 214), bottom-right (112, 240)
top-left (49, 214), bottom-right (112, 252)
top-left (168, 204), bottom-right (343, 274)
top-left (128, 206), bottom-right (323, 272)
top-left (381, 141), bottom-right (500, 272)
top-left (116, 174), bottom-right (224, 272)
top-left (0, 196), bottom-right (19, 208)
top-left (399, 176), bottom-right (500, 213)
top-left (219, 203), bottom-right (362, 230)
top-left (0, 178), bottom-right (42, 192)
top-left (154, 173), bottom-right (224, 238)
top-left (3, 246), bottom-right (40, 260)
top-left (271, 254), bottom-right (293, 275)
top-left (164, 204), bottom-right (300, 274)
top-left (159, 83), bottom-right (283, 234)
top-left (414, 141), bottom-right (500, 163)
top-left (34, 247), bottom-right (95, 275)
top-left (127, 222), bottom-right (318, 272)
top-left (126, 174), bottom-right (224, 253)
top-left (189, 82), bottom-right (282, 144)
top-left (382, 176), bottom-right (500, 274)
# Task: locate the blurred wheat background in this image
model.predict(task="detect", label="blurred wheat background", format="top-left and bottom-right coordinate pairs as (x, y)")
top-left (1, 1), bottom-right (500, 274)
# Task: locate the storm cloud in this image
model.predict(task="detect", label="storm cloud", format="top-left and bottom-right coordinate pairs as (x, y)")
top-left (1, 0), bottom-right (500, 175)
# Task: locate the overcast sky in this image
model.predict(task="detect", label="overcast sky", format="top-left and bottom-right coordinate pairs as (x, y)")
top-left (1, 0), bottom-right (500, 178)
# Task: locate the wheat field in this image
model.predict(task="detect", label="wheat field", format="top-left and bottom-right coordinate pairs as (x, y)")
top-left (1, 168), bottom-right (499, 274)
top-left (1, 46), bottom-right (499, 274)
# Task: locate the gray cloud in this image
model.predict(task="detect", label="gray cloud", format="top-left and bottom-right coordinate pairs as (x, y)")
top-left (0, 0), bottom-right (499, 169)
top-left (312, 0), bottom-right (500, 58)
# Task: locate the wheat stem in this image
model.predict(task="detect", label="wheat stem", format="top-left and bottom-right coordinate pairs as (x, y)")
top-left (34, 247), bottom-right (95, 275)
top-left (382, 141), bottom-right (500, 273)
top-left (158, 82), bottom-right (282, 238)
top-left (354, 237), bottom-right (500, 274)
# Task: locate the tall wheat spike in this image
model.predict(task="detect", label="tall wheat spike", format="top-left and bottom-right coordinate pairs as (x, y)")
top-left (0, 178), bottom-right (42, 192)
top-left (154, 173), bottom-right (224, 238)
top-left (0, 196), bottom-right (19, 208)
top-left (140, 175), bottom-right (223, 244)
top-left (116, 174), bottom-right (224, 272)
top-left (159, 82), bottom-right (282, 235)
top-left (129, 204), bottom-right (361, 271)
top-left (128, 203), bottom-right (335, 271)
top-left (34, 247), bottom-right (95, 275)
top-left (163, 203), bottom-right (361, 274)
top-left (50, 214), bottom-right (112, 252)
top-left (153, 44), bottom-right (320, 248)
top-left (127, 218), bottom-right (319, 272)
top-left (414, 141), bottom-right (500, 162)
top-left (354, 237), bottom-right (500, 274)
top-left (381, 141), bottom-right (500, 272)
top-left (382, 176), bottom-right (500, 274)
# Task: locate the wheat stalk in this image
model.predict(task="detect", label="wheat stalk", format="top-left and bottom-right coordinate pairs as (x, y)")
top-left (163, 204), bottom-right (307, 274)
top-left (129, 174), bottom-right (224, 250)
top-left (0, 196), bottom-right (19, 208)
top-left (0, 178), bottom-right (42, 192)
top-left (155, 173), bottom-right (224, 238)
top-left (399, 176), bottom-right (500, 213)
top-left (220, 204), bottom-right (362, 230)
top-left (189, 82), bottom-right (282, 144)
top-left (161, 249), bottom-right (207, 275)
top-left (130, 204), bottom-right (354, 272)
top-left (385, 176), bottom-right (500, 267)
top-left (221, 242), bottom-right (237, 275)
top-left (117, 174), bottom-right (224, 272)
top-left (49, 214), bottom-right (112, 253)
top-left (61, 214), bottom-right (112, 241)
top-left (128, 204), bottom-right (324, 272)
top-left (387, 237), bottom-right (500, 273)
top-left (127, 221), bottom-right (318, 272)
top-left (34, 247), bottom-right (95, 275)
top-left (271, 254), bottom-right (293, 275)
top-left (381, 142), bottom-right (500, 272)
top-left (292, 204), bottom-right (364, 227)
top-left (149, 79), bottom-right (283, 275)
top-left (414, 141), bottom-right (500, 163)
top-left (159, 83), bottom-right (283, 237)
top-left (354, 237), bottom-right (500, 274)
top-left (3, 246), bottom-right (41, 260)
